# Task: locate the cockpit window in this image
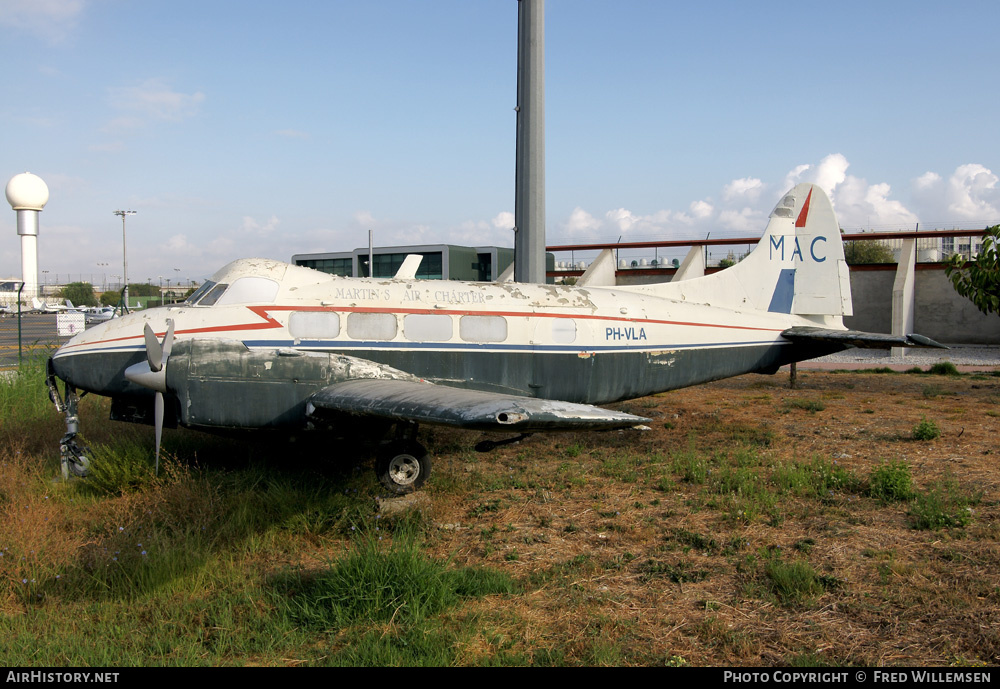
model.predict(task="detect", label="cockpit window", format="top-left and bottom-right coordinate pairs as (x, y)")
top-left (185, 281), bottom-right (216, 304)
top-left (213, 277), bottom-right (279, 306)
top-left (196, 283), bottom-right (230, 306)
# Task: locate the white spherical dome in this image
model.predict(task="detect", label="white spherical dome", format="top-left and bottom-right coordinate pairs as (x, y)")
top-left (6, 172), bottom-right (49, 211)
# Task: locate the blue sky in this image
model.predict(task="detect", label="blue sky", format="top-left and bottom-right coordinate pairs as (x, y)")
top-left (2, 0), bottom-right (998, 285)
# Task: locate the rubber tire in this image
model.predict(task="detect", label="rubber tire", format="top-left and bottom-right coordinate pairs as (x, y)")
top-left (67, 452), bottom-right (90, 478)
top-left (376, 441), bottom-right (430, 495)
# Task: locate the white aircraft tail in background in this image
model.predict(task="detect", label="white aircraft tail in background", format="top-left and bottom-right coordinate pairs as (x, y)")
top-left (32, 298), bottom-right (78, 313)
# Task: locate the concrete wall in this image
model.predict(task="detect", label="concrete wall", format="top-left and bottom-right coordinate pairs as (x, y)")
top-left (914, 269), bottom-right (1000, 344)
top-left (845, 266), bottom-right (999, 344)
top-left (844, 270), bottom-right (895, 335)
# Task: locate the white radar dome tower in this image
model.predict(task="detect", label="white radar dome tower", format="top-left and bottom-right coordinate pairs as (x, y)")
top-left (5, 172), bottom-right (49, 301)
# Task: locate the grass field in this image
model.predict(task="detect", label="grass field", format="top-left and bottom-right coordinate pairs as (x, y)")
top-left (1, 356), bottom-right (997, 666)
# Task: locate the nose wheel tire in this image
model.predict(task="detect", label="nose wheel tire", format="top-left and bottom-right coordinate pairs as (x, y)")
top-left (376, 441), bottom-right (430, 494)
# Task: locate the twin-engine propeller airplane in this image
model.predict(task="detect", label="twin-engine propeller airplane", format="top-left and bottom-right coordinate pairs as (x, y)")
top-left (47, 184), bottom-right (943, 492)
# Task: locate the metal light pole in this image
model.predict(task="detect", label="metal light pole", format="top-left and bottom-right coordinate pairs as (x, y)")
top-left (514, 0), bottom-right (546, 284)
top-left (114, 210), bottom-right (136, 311)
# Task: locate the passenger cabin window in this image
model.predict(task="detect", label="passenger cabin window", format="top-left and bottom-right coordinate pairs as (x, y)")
top-left (459, 315), bottom-right (507, 343)
top-left (213, 277), bottom-right (279, 306)
top-left (289, 312), bottom-right (340, 339)
top-left (552, 318), bottom-right (577, 343)
top-left (403, 314), bottom-right (452, 342)
top-left (346, 313), bottom-right (397, 341)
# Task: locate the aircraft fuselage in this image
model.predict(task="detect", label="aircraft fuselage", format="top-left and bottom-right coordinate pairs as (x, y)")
top-left (51, 263), bottom-right (841, 431)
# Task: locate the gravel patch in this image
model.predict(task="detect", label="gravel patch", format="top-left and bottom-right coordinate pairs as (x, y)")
top-left (812, 344), bottom-right (1000, 367)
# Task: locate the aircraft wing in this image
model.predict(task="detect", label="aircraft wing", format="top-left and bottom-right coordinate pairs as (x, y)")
top-left (781, 326), bottom-right (947, 349)
top-left (307, 379), bottom-right (651, 432)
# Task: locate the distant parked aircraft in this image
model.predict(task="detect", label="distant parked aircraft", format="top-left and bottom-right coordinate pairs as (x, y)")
top-left (31, 298), bottom-right (80, 314)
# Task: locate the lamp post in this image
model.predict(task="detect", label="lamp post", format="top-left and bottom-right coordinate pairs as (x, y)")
top-left (114, 210), bottom-right (136, 311)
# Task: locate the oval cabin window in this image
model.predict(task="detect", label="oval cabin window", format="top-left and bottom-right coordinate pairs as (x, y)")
top-left (403, 314), bottom-right (453, 342)
top-left (459, 315), bottom-right (508, 343)
top-left (346, 312), bottom-right (398, 341)
top-left (289, 311), bottom-right (340, 339)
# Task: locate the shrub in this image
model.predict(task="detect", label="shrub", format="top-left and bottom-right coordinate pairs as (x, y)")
top-left (784, 398), bottom-right (825, 413)
top-left (868, 460), bottom-right (913, 501)
top-left (912, 418), bottom-right (941, 441)
top-left (928, 362), bottom-right (960, 376)
top-left (765, 558), bottom-right (826, 605)
top-left (909, 479), bottom-right (980, 530)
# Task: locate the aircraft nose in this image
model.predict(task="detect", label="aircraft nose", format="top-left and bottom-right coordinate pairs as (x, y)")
top-left (49, 350), bottom-right (77, 391)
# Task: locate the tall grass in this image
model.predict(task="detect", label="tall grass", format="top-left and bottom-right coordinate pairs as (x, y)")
top-left (276, 523), bottom-right (515, 632)
top-left (1, 364), bottom-right (994, 665)
top-left (0, 359), bottom-right (521, 665)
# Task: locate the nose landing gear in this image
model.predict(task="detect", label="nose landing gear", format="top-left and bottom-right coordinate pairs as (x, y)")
top-left (46, 358), bottom-right (90, 480)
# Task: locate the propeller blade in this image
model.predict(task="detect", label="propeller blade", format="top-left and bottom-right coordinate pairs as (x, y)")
top-left (144, 324), bottom-right (163, 372)
top-left (161, 319), bottom-right (176, 361)
top-left (154, 391), bottom-right (164, 476)
top-left (143, 319), bottom-right (176, 372)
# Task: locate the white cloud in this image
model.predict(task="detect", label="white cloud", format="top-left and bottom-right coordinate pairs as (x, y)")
top-left (606, 208), bottom-right (638, 232)
top-left (0, 0), bottom-right (85, 43)
top-left (564, 207), bottom-right (601, 234)
top-left (352, 210), bottom-right (376, 227)
top-left (718, 207), bottom-right (763, 233)
top-left (832, 177), bottom-right (918, 230)
top-left (689, 200), bottom-right (714, 219)
top-left (106, 79), bottom-right (205, 130)
top-left (784, 153), bottom-right (849, 198)
top-left (241, 215), bottom-right (280, 236)
top-left (549, 154), bottom-right (938, 243)
top-left (914, 171), bottom-right (942, 192)
top-left (492, 211), bottom-right (514, 230)
top-left (912, 164), bottom-right (998, 225)
top-left (945, 164), bottom-right (999, 219)
top-left (723, 177), bottom-right (765, 204)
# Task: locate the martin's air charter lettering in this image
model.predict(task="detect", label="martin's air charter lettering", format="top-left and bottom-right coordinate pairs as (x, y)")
top-left (47, 184), bottom-right (943, 494)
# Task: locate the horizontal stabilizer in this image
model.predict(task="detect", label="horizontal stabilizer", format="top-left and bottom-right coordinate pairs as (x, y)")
top-left (309, 379), bottom-right (650, 432)
top-left (781, 326), bottom-right (947, 350)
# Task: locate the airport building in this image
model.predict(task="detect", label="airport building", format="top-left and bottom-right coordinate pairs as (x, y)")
top-left (292, 244), bottom-right (542, 282)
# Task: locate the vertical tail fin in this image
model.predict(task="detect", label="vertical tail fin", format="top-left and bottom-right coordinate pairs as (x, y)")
top-left (735, 183), bottom-right (852, 316)
top-left (633, 183), bottom-right (853, 317)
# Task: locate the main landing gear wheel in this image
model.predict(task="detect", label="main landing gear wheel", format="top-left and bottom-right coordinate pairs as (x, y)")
top-left (376, 441), bottom-right (431, 495)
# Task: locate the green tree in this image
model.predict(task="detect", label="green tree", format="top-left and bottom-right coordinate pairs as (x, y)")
top-left (58, 282), bottom-right (99, 307)
top-left (126, 283), bottom-right (159, 297)
top-left (945, 225), bottom-right (999, 316)
top-left (99, 290), bottom-right (121, 307)
top-left (843, 240), bottom-right (895, 264)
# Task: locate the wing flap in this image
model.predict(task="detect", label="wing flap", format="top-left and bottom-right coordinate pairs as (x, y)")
top-left (781, 326), bottom-right (947, 349)
top-left (308, 379), bottom-right (650, 432)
